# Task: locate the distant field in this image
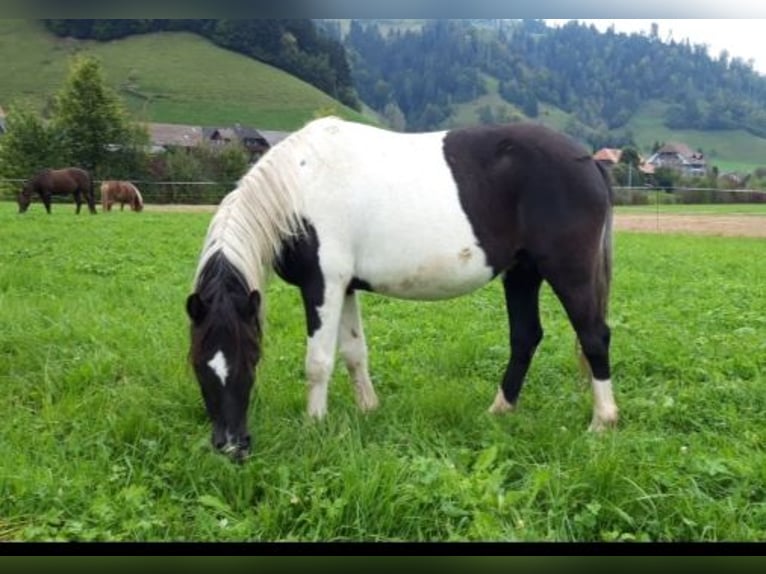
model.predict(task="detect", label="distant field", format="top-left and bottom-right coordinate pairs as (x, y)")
top-left (0, 202), bottom-right (764, 541)
top-left (0, 20), bottom-right (369, 129)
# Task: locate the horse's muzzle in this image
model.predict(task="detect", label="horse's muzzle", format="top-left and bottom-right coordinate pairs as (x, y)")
top-left (212, 428), bottom-right (251, 463)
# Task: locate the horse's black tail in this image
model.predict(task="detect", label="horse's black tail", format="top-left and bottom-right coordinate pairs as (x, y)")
top-left (596, 161), bottom-right (614, 322)
top-left (579, 162), bottom-right (614, 378)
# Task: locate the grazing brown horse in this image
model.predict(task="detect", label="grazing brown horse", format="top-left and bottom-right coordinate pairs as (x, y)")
top-left (18, 167), bottom-right (96, 214)
top-left (100, 180), bottom-right (144, 212)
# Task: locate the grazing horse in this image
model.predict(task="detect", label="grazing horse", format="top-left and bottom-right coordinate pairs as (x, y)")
top-left (18, 167), bottom-right (96, 214)
top-left (100, 180), bottom-right (144, 212)
top-left (186, 117), bottom-right (617, 461)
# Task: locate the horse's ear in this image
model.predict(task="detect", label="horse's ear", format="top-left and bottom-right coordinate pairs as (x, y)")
top-left (186, 293), bottom-right (207, 325)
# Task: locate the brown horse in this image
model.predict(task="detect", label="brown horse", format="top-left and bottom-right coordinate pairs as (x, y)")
top-left (18, 167), bottom-right (96, 214)
top-left (100, 180), bottom-right (144, 212)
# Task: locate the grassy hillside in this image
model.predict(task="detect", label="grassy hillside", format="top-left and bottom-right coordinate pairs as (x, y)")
top-left (0, 19), bottom-right (370, 130)
top-left (449, 77), bottom-right (766, 172)
top-left (626, 100), bottom-right (766, 172)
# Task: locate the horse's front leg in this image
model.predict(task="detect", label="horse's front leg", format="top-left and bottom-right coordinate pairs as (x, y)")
top-left (339, 291), bottom-right (378, 412)
top-left (302, 280), bottom-right (345, 419)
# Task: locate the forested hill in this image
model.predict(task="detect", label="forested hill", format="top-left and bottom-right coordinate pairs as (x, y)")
top-left (42, 19), bottom-right (359, 111)
top-left (327, 19), bottom-right (766, 147)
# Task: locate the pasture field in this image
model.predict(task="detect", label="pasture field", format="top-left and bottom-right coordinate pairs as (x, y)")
top-left (0, 201), bottom-right (764, 541)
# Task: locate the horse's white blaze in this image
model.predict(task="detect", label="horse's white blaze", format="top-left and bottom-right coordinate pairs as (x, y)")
top-left (298, 119), bottom-right (494, 300)
top-left (590, 378), bottom-right (618, 431)
top-left (207, 350), bottom-right (229, 387)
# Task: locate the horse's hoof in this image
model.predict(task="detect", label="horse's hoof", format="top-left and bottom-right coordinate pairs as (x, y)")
top-left (488, 388), bottom-right (515, 415)
top-left (307, 406), bottom-right (327, 420)
top-left (357, 390), bottom-right (380, 413)
top-left (588, 410), bottom-right (619, 432)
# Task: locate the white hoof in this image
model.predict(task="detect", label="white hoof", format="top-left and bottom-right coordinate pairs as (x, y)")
top-left (357, 390), bottom-right (380, 413)
top-left (588, 408), bottom-right (619, 432)
top-left (488, 388), bottom-right (515, 415)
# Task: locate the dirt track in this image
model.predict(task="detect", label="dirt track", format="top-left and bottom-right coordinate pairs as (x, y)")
top-left (145, 205), bottom-right (765, 238)
top-left (615, 214), bottom-right (766, 238)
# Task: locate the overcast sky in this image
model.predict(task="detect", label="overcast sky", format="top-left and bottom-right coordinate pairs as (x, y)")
top-left (545, 20), bottom-right (766, 74)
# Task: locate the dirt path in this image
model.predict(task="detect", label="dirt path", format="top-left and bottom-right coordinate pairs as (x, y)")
top-left (145, 204), bottom-right (765, 238)
top-left (615, 214), bottom-right (765, 238)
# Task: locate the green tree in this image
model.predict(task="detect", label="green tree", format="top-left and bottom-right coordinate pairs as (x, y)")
top-left (0, 104), bottom-right (62, 198)
top-left (51, 55), bottom-right (147, 177)
top-left (619, 146), bottom-right (641, 168)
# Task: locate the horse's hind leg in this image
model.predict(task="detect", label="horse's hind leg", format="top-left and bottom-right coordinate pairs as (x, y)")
top-left (74, 190), bottom-right (83, 214)
top-left (489, 262), bottom-right (544, 414)
top-left (302, 280), bottom-right (346, 419)
top-left (41, 192), bottom-right (52, 214)
top-left (339, 292), bottom-right (379, 412)
top-left (541, 261), bottom-right (617, 432)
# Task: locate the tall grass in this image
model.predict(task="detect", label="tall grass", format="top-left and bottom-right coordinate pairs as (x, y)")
top-left (0, 202), bottom-right (764, 541)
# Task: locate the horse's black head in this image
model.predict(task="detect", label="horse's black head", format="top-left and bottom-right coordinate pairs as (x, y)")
top-left (186, 253), bottom-right (262, 462)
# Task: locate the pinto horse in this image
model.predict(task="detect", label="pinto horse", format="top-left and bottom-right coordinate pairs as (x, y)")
top-left (186, 117), bottom-right (617, 461)
top-left (18, 167), bottom-right (96, 214)
top-left (100, 180), bottom-right (144, 212)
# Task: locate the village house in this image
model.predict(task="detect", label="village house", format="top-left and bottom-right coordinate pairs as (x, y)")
top-left (147, 122), bottom-right (289, 162)
top-left (593, 147), bottom-right (655, 182)
top-left (646, 142), bottom-right (707, 177)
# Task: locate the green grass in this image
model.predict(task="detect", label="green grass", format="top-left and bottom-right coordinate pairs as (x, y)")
top-left (0, 20), bottom-right (369, 130)
top-left (0, 201), bottom-right (764, 541)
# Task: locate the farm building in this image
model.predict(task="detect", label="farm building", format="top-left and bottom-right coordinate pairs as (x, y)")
top-left (147, 122), bottom-right (289, 162)
top-left (593, 147), bottom-right (654, 175)
top-left (646, 142), bottom-right (707, 177)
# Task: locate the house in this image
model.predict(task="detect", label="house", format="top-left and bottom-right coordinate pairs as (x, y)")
top-left (203, 124), bottom-right (276, 162)
top-left (146, 122), bottom-right (291, 162)
top-left (146, 123), bottom-right (203, 152)
top-left (593, 147), bottom-right (655, 176)
top-left (646, 142), bottom-right (707, 177)
top-left (593, 148), bottom-right (623, 167)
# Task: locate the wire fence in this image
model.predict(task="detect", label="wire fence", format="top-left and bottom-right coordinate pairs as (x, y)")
top-left (1, 178), bottom-right (238, 205)
top-left (2, 178), bottom-right (766, 207)
top-left (612, 185), bottom-right (766, 206)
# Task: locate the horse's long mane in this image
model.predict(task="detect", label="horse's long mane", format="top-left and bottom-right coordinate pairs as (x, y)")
top-left (193, 123), bottom-right (314, 293)
top-left (127, 182), bottom-right (143, 210)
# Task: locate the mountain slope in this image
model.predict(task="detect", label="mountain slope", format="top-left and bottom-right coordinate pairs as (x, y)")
top-left (0, 19), bottom-right (369, 130)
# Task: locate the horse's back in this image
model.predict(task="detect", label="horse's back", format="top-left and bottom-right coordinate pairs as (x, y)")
top-left (289, 120), bottom-right (496, 298)
top-left (286, 119), bottom-right (610, 293)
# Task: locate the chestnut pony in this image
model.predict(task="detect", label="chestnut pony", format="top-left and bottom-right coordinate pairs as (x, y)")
top-left (100, 180), bottom-right (144, 212)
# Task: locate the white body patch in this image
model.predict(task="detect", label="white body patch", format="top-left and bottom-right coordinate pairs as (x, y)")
top-left (207, 350), bottom-right (229, 387)
top-left (297, 120), bottom-right (494, 300)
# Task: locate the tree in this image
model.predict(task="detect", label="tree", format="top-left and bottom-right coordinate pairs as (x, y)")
top-left (51, 55), bottom-right (148, 177)
top-left (619, 146), bottom-right (641, 168)
top-left (0, 104), bottom-right (61, 185)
